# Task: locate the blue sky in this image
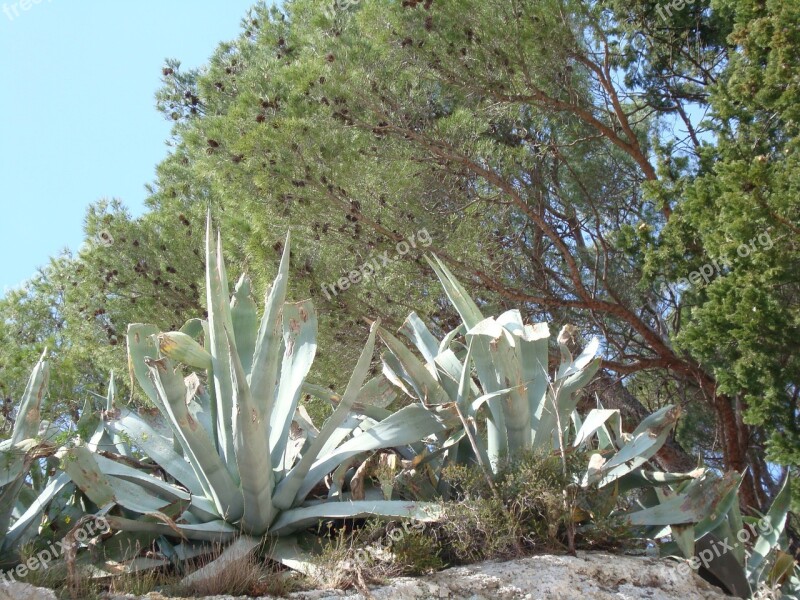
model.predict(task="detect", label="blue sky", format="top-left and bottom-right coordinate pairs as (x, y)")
top-left (0, 0), bottom-right (259, 294)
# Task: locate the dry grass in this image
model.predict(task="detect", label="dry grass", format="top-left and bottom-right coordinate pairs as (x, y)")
top-left (174, 540), bottom-right (300, 598)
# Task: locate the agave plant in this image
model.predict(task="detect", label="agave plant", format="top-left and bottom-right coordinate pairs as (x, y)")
top-left (1, 351), bottom-right (76, 568)
top-left (373, 257), bottom-right (681, 484)
top-left (57, 218), bottom-right (452, 572)
top-left (644, 473), bottom-right (799, 598)
top-left (384, 256), bottom-right (799, 598)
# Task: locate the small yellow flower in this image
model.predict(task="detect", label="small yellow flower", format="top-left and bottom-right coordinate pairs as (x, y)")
top-left (64, 516), bottom-right (71, 524)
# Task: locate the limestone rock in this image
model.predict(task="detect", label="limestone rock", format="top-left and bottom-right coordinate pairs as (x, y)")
top-left (101, 551), bottom-right (729, 600)
top-left (0, 581), bottom-right (58, 600)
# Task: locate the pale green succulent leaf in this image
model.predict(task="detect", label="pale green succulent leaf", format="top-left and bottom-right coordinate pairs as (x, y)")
top-left (269, 500), bottom-right (443, 536)
top-left (179, 317), bottom-right (205, 339)
top-left (399, 312), bottom-right (439, 364)
top-left (270, 300), bottom-right (318, 472)
top-left (748, 475), bottom-right (792, 585)
top-left (2, 473), bottom-right (71, 552)
top-left (573, 409), bottom-right (623, 449)
top-left (231, 274), bottom-right (259, 375)
top-left (147, 357), bottom-right (243, 521)
top-left (595, 406), bottom-right (679, 486)
top-left (228, 326), bottom-right (274, 534)
top-left (105, 515), bottom-right (238, 542)
top-left (205, 215), bottom-right (237, 475)
top-left (273, 321), bottom-right (379, 509)
top-left (378, 326), bottom-right (449, 405)
top-left (627, 471), bottom-right (741, 526)
top-left (424, 254), bottom-right (484, 329)
top-left (126, 324), bottom-right (162, 407)
top-left (11, 349), bottom-right (49, 446)
top-left (91, 453), bottom-right (191, 505)
top-left (295, 404), bottom-right (448, 503)
top-left (106, 409), bottom-right (205, 497)
top-left (249, 231), bottom-right (290, 415)
top-left (60, 446), bottom-right (179, 514)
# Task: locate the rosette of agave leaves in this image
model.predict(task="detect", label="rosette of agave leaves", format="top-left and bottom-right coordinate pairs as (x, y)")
top-left (55, 217), bottom-right (452, 573)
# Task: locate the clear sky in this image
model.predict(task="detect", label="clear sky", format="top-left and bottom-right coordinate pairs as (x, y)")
top-left (0, 0), bottom-right (259, 294)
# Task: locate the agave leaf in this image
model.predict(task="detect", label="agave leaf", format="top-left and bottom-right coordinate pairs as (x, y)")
top-left (433, 348), bottom-right (472, 400)
top-left (205, 217), bottom-right (237, 475)
top-left (268, 536), bottom-right (318, 576)
top-left (103, 373), bottom-right (132, 457)
top-left (146, 357), bottom-right (243, 521)
top-left (355, 375), bottom-right (398, 409)
top-left (0, 439), bottom-right (42, 488)
top-left (126, 324), bottom-right (162, 407)
top-left (106, 409), bottom-right (205, 497)
top-left (294, 404), bottom-right (449, 504)
top-left (231, 274), bottom-right (258, 375)
top-left (536, 356), bottom-right (601, 452)
top-left (688, 474), bottom-right (742, 543)
top-left (557, 335), bottom-right (600, 379)
top-left (626, 471), bottom-right (741, 526)
top-left (594, 406), bottom-right (680, 486)
top-left (228, 326), bottom-right (274, 534)
top-left (469, 317), bottom-right (532, 455)
top-left (615, 468), bottom-right (705, 495)
top-left (1, 473), bottom-right (71, 552)
top-left (90, 453), bottom-right (191, 505)
top-left (105, 515), bottom-right (238, 542)
top-left (725, 498), bottom-right (746, 566)
top-left (302, 382), bottom-right (394, 423)
top-left (671, 524), bottom-right (695, 559)
top-left (695, 532), bottom-right (751, 597)
top-left (179, 317), bottom-right (206, 339)
top-left (0, 477), bottom-right (25, 546)
top-left (273, 322), bottom-right (379, 510)
top-left (572, 409), bottom-right (623, 449)
top-left (400, 312), bottom-right (439, 365)
top-left (424, 254), bottom-right (484, 329)
top-left (465, 319), bottom-right (509, 467)
top-left (378, 326), bottom-right (449, 405)
top-left (438, 323), bottom-right (465, 354)
top-left (249, 231), bottom-right (290, 417)
top-left (181, 536), bottom-right (260, 587)
top-left (515, 322), bottom-right (550, 442)
top-left (158, 332), bottom-right (213, 371)
top-left (60, 447), bottom-right (179, 514)
top-left (381, 350), bottom-right (414, 398)
top-left (0, 351), bottom-right (50, 536)
top-left (270, 300), bottom-right (318, 472)
top-left (269, 500), bottom-right (443, 535)
top-left (185, 373), bottom-right (215, 439)
top-left (11, 349), bottom-right (49, 446)
top-left (748, 475), bottom-right (792, 586)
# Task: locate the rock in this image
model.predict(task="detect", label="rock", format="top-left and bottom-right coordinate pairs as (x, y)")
top-left (99, 551), bottom-right (729, 600)
top-left (338, 552), bottom-right (730, 600)
top-left (0, 581), bottom-right (57, 600)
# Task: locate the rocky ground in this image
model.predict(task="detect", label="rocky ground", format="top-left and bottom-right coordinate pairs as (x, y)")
top-left (0, 552), bottom-right (728, 600)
